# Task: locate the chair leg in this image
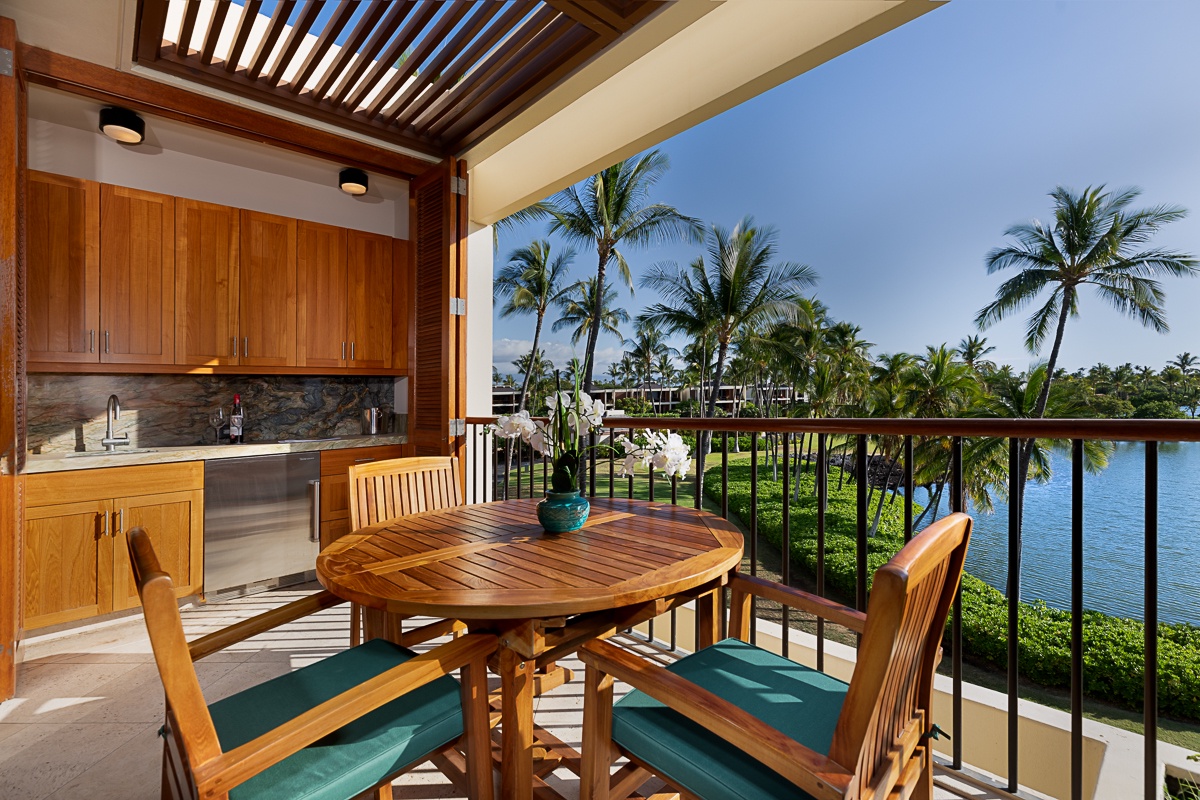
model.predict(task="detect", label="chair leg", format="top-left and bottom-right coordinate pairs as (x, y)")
top-left (580, 665), bottom-right (614, 800)
top-left (462, 655), bottom-right (495, 800)
top-left (350, 602), bottom-right (361, 646)
top-left (371, 781), bottom-right (393, 800)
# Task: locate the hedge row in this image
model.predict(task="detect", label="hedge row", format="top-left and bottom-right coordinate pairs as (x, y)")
top-left (705, 462), bottom-right (1200, 721)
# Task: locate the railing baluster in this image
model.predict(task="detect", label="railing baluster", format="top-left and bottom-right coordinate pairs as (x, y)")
top-left (781, 432), bottom-right (790, 658)
top-left (628, 428), bottom-right (635, 499)
top-left (1145, 441), bottom-right (1159, 800)
top-left (542, 446), bottom-right (548, 494)
top-left (515, 439), bottom-right (522, 499)
top-left (855, 434), bottom-right (868, 614)
top-left (530, 433), bottom-right (536, 497)
top-left (1071, 438), bottom-right (1084, 800)
top-left (1007, 436), bottom-right (1021, 792)
top-left (721, 432), bottom-right (729, 519)
top-left (608, 428), bottom-right (615, 498)
top-left (694, 429), bottom-right (703, 510)
top-left (903, 435), bottom-right (913, 542)
top-left (649, 454), bottom-right (655, 501)
top-left (750, 431), bottom-right (759, 645)
top-left (589, 430), bottom-right (597, 498)
top-left (951, 435), bottom-right (963, 770)
top-left (817, 432), bottom-right (827, 671)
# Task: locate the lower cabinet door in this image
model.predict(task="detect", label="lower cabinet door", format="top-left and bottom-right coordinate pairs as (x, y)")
top-left (112, 490), bottom-right (204, 611)
top-left (22, 500), bottom-right (113, 629)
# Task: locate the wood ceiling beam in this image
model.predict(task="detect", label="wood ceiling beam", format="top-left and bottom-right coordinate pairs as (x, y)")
top-left (341, 1), bottom-right (441, 111)
top-left (287, 0), bottom-right (358, 95)
top-left (265, 0), bottom-right (324, 88)
top-left (543, 0), bottom-right (620, 38)
top-left (391, 0), bottom-right (536, 130)
top-left (224, 0), bottom-right (262, 74)
top-left (175, 0), bottom-right (202, 57)
top-left (365, 0), bottom-right (485, 121)
top-left (246, 0), bottom-right (295, 80)
top-left (199, 0), bottom-right (233, 66)
top-left (414, 5), bottom-right (561, 138)
top-left (133, 0), bottom-right (170, 64)
top-left (19, 45), bottom-right (436, 179)
top-left (578, 1), bottom-right (635, 33)
top-left (309, 1), bottom-right (391, 100)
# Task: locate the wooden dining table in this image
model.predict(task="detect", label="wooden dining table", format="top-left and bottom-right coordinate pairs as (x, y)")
top-left (315, 496), bottom-right (744, 800)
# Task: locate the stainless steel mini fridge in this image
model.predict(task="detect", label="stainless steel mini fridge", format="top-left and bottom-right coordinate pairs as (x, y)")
top-left (203, 452), bottom-right (321, 600)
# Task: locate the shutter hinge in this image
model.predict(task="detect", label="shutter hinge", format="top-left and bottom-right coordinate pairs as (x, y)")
top-left (450, 297), bottom-right (466, 315)
top-left (451, 176), bottom-right (468, 195)
top-left (449, 419), bottom-right (466, 437)
top-left (0, 48), bottom-right (13, 78)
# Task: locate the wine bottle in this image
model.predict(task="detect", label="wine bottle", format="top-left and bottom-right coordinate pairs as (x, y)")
top-left (230, 394), bottom-right (244, 444)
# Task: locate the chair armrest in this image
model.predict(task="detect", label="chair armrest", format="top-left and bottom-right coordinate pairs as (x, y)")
top-left (192, 633), bottom-right (497, 798)
top-left (580, 639), bottom-right (852, 800)
top-left (730, 573), bottom-right (867, 634)
top-left (189, 591), bottom-right (347, 661)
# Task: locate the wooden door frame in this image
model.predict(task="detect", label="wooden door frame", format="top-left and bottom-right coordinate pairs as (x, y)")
top-left (0, 14), bottom-right (26, 701)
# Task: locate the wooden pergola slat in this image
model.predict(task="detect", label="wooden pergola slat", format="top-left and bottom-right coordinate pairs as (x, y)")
top-left (287, 0), bottom-right (358, 95)
top-left (366, 0), bottom-right (495, 121)
top-left (246, 0), bottom-right (295, 80)
top-left (341, 0), bottom-right (445, 111)
top-left (224, 0), bottom-right (262, 73)
top-left (199, 0), bottom-right (232, 66)
top-left (174, 0), bottom-right (202, 57)
top-left (391, 0), bottom-right (536, 130)
top-left (309, 1), bottom-right (392, 100)
top-left (265, 0), bottom-right (324, 88)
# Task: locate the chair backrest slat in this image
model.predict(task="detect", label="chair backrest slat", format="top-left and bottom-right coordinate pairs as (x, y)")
top-left (829, 512), bottom-right (971, 795)
top-left (127, 527), bottom-right (223, 772)
top-left (348, 456), bottom-right (464, 530)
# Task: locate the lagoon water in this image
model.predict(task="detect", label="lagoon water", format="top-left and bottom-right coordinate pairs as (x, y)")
top-left (915, 441), bottom-right (1200, 626)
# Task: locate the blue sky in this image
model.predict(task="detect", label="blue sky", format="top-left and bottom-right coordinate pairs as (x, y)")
top-left (492, 0), bottom-right (1200, 380)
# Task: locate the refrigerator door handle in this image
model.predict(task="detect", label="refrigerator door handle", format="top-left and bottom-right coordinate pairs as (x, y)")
top-left (309, 479), bottom-right (321, 543)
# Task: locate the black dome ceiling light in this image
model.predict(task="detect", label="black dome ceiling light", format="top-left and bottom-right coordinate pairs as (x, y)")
top-left (98, 106), bottom-right (145, 144)
top-left (339, 167), bottom-right (368, 196)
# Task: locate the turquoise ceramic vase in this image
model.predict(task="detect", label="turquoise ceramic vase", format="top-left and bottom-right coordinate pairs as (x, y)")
top-left (537, 490), bottom-right (590, 534)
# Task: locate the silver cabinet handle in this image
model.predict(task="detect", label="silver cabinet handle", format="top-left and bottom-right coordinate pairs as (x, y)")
top-left (354, 457), bottom-right (373, 463)
top-left (243, 337), bottom-right (248, 358)
top-left (105, 330), bottom-right (110, 354)
top-left (309, 479), bottom-right (321, 543)
top-left (89, 329), bottom-right (95, 353)
top-left (231, 337), bottom-right (237, 356)
top-left (114, 508), bottom-right (123, 536)
top-left (351, 342), bottom-right (356, 361)
top-left (341, 342), bottom-right (346, 361)
top-left (100, 510), bottom-right (108, 538)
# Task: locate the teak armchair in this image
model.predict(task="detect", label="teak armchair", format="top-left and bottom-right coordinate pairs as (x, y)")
top-left (127, 526), bottom-right (495, 800)
top-left (346, 456), bottom-right (465, 646)
top-left (579, 512), bottom-right (972, 800)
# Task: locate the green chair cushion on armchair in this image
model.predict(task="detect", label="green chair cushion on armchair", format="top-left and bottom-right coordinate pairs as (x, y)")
top-left (611, 637), bottom-right (849, 800)
top-left (208, 638), bottom-right (463, 800)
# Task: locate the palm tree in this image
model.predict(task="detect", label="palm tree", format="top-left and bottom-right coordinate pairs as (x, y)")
top-left (494, 240), bottom-right (575, 412)
top-left (511, 349), bottom-right (554, 412)
top-left (546, 150), bottom-right (702, 394)
top-left (640, 217), bottom-right (818, 478)
top-left (624, 321), bottom-right (676, 412)
top-left (552, 277), bottom-right (629, 345)
top-left (1172, 352), bottom-right (1198, 375)
top-left (955, 334), bottom-right (996, 372)
top-left (975, 184), bottom-right (1197, 525)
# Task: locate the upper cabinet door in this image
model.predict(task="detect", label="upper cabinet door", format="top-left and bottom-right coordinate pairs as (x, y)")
top-left (175, 199), bottom-right (240, 366)
top-left (345, 230), bottom-right (393, 370)
top-left (297, 221), bottom-right (348, 368)
top-left (100, 185), bottom-right (176, 365)
top-left (27, 171), bottom-right (99, 363)
top-left (239, 210), bottom-right (297, 367)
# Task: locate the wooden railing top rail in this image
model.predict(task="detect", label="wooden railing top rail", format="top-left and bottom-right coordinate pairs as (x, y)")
top-left (466, 415), bottom-right (1200, 442)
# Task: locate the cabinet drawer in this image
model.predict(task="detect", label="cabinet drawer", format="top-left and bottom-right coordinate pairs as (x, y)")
top-left (25, 461), bottom-right (203, 507)
top-left (319, 445), bottom-right (404, 477)
top-left (321, 475), bottom-right (349, 521)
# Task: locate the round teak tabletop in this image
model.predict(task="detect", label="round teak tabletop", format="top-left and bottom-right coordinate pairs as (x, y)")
top-left (315, 497), bottom-right (744, 620)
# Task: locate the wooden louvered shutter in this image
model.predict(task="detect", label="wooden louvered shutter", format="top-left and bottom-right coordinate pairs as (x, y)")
top-left (410, 159), bottom-right (467, 476)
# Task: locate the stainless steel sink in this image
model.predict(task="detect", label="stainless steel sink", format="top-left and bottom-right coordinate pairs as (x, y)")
top-left (65, 448), bottom-right (159, 458)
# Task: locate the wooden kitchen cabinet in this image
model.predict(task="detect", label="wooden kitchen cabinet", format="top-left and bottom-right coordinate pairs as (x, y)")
top-left (239, 210), bottom-right (297, 367)
top-left (26, 171), bottom-right (100, 363)
top-left (319, 445), bottom-right (405, 549)
top-left (22, 463), bottom-right (204, 630)
top-left (297, 221), bottom-right (348, 369)
top-left (175, 199), bottom-right (240, 366)
top-left (345, 230), bottom-right (393, 370)
top-left (100, 185), bottom-right (176, 365)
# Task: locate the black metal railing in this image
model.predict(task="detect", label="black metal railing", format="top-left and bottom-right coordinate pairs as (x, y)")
top-left (465, 415), bottom-right (1199, 800)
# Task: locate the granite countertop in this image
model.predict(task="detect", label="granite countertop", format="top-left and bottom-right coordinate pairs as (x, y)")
top-left (20, 434), bottom-right (408, 474)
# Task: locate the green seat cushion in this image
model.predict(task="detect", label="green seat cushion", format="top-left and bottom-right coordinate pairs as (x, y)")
top-left (612, 637), bottom-right (848, 800)
top-left (208, 638), bottom-right (463, 800)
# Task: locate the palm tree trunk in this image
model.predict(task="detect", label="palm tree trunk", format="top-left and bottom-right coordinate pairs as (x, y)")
top-left (869, 457), bottom-right (900, 536)
top-left (582, 251), bottom-right (609, 395)
top-left (698, 338), bottom-right (730, 484)
top-left (516, 314), bottom-right (545, 413)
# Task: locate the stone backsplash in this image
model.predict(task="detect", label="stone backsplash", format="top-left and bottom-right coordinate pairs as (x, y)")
top-left (27, 374), bottom-right (397, 454)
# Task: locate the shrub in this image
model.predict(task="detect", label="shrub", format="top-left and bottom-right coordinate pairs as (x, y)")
top-left (705, 461), bottom-right (1200, 721)
top-left (615, 396), bottom-right (654, 415)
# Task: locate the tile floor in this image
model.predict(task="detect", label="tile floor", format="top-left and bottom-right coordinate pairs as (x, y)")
top-left (0, 587), bottom-right (987, 800)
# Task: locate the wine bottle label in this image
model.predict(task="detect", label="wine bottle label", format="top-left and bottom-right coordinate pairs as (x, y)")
top-left (230, 414), bottom-right (243, 437)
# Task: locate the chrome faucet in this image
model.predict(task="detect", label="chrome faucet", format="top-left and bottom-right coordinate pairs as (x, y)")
top-left (102, 394), bottom-right (130, 452)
